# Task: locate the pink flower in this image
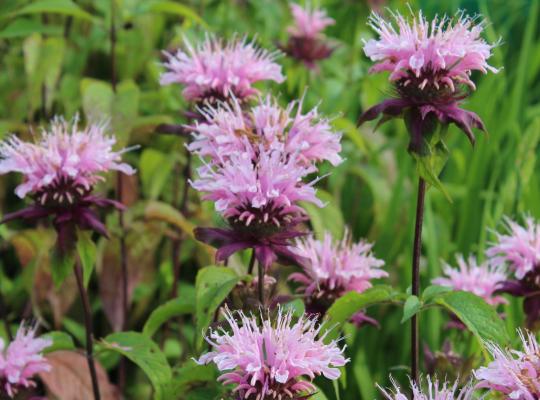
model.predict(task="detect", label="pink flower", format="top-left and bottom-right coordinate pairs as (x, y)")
top-left (475, 330), bottom-right (540, 399)
top-left (196, 307), bottom-right (348, 399)
top-left (0, 117), bottom-right (134, 201)
top-left (190, 147), bottom-right (323, 228)
top-left (290, 230), bottom-right (387, 299)
top-left (432, 254), bottom-right (507, 306)
top-left (288, 4), bottom-right (335, 39)
top-left (359, 9), bottom-right (499, 153)
top-left (363, 10), bottom-right (498, 90)
top-left (0, 323), bottom-right (52, 398)
top-left (487, 217), bottom-right (540, 280)
top-left (188, 95), bottom-right (342, 169)
top-left (160, 35), bottom-right (284, 103)
top-left (379, 376), bottom-right (475, 400)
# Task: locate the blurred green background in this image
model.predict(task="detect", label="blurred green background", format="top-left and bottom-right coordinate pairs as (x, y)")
top-left (0, 0), bottom-right (539, 399)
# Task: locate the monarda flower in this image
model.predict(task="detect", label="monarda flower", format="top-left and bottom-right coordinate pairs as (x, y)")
top-left (475, 330), bottom-right (540, 399)
top-left (188, 95), bottom-right (342, 169)
top-left (282, 3), bottom-right (336, 68)
top-left (359, 9), bottom-right (499, 154)
top-left (0, 323), bottom-right (52, 398)
top-left (196, 307), bottom-right (348, 399)
top-left (191, 147), bottom-right (323, 269)
top-left (289, 230), bottom-right (387, 325)
top-left (0, 117), bottom-right (135, 251)
top-left (432, 254), bottom-right (507, 306)
top-left (379, 376), bottom-right (476, 400)
top-left (486, 217), bottom-right (540, 328)
top-left (160, 35), bottom-right (284, 105)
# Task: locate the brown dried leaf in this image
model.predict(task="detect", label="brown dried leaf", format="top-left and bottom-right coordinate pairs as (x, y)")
top-left (39, 350), bottom-right (120, 400)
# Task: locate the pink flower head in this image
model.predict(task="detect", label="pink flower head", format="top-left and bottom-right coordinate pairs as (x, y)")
top-left (475, 330), bottom-right (540, 399)
top-left (0, 116), bottom-right (134, 202)
top-left (196, 307), bottom-right (348, 399)
top-left (432, 254), bottom-right (507, 306)
top-left (487, 217), bottom-right (540, 280)
top-left (188, 95), bottom-right (342, 169)
top-left (359, 8), bottom-right (500, 154)
top-left (379, 376), bottom-right (475, 400)
top-left (160, 35), bottom-right (284, 103)
top-left (191, 147), bottom-right (323, 228)
top-left (290, 230), bottom-right (387, 299)
top-left (288, 3), bottom-right (335, 39)
top-left (363, 9), bottom-right (498, 91)
top-left (0, 323), bottom-right (52, 398)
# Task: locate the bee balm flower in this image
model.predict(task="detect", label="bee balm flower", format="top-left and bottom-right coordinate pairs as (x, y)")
top-left (196, 307), bottom-right (348, 399)
top-left (432, 254), bottom-right (507, 306)
top-left (475, 330), bottom-right (540, 399)
top-left (160, 36), bottom-right (284, 104)
top-left (191, 148), bottom-right (323, 269)
top-left (359, 9), bottom-right (499, 153)
top-left (0, 323), bottom-right (52, 398)
top-left (0, 117), bottom-right (135, 250)
top-left (283, 4), bottom-right (336, 68)
top-left (188, 95), bottom-right (342, 169)
top-left (379, 376), bottom-right (476, 400)
top-left (486, 217), bottom-right (540, 328)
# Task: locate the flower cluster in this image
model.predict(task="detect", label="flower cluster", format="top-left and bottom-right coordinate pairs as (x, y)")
top-left (290, 230), bottom-right (386, 309)
top-left (197, 307), bottom-right (348, 399)
top-left (160, 35), bottom-right (284, 104)
top-left (432, 254), bottom-right (507, 306)
top-left (487, 217), bottom-right (540, 327)
top-left (189, 95), bottom-right (342, 269)
top-left (282, 4), bottom-right (336, 68)
top-left (188, 96), bottom-right (343, 168)
top-left (379, 376), bottom-right (475, 400)
top-left (359, 9), bottom-right (499, 153)
top-left (0, 117), bottom-right (134, 250)
top-left (0, 324), bottom-right (52, 398)
top-left (475, 330), bottom-right (540, 399)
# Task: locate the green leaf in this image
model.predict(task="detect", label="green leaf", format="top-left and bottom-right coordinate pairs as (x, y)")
top-left (41, 331), bottom-right (75, 353)
top-left (101, 332), bottom-right (171, 400)
top-left (301, 189), bottom-right (345, 240)
top-left (50, 247), bottom-right (75, 287)
top-left (140, 149), bottom-right (177, 199)
top-left (6, 0), bottom-right (96, 22)
top-left (139, 1), bottom-right (208, 27)
top-left (112, 80), bottom-right (140, 147)
top-left (76, 230), bottom-right (96, 287)
top-left (401, 295), bottom-right (421, 323)
top-left (434, 291), bottom-right (510, 346)
top-left (81, 78), bottom-right (113, 123)
top-left (0, 19), bottom-right (62, 38)
top-left (195, 266), bottom-right (240, 349)
top-left (325, 285), bottom-right (396, 342)
top-left (164, 360), bottom-right (218, 394)
top-left (422, 285), bottom-right (452, 303)
top-left (143, 297), bottom-right (195, 337)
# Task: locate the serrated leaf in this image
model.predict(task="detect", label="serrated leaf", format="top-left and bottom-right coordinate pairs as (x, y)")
top-left (102, 331), bottom-right (171, 400)
top-left (41, 331), bottom-right (75, 353)
top-left (195, 266), bottom-right (240, 350)
top-left (325, 285), bottom-right (396, 342)
top-left (76, 230), bottom-right (96, 288)
top-left (143, 297), bottom-right (194, 337)
top-left (401, 295), bottom-right (421, 323)
top-left (435, 291), bottom-right (510, 346)
top-left (422, 285), bottom-right (452, 303)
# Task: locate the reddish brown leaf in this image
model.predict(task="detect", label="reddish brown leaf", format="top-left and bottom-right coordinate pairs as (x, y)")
top-left (39, 351), bottom-right (120, 400)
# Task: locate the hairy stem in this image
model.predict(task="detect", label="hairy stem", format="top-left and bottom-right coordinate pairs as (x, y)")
top-left (411, 178), bottom-right (426, 385)
top-left (74, 259), bottom-right (101, 400)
